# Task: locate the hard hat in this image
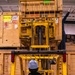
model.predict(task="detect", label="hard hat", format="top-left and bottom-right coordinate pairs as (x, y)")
top-left (28, 60), bottom-right (38, 69)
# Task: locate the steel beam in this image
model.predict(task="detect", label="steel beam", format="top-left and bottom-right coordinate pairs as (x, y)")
top-left (11, 50), bottom-right (66, 55)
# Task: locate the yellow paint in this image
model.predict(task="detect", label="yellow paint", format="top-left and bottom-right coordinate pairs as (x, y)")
top-left (63, 63), bottom-right (67, 75)
top-left (3, 16), bottom-right (12, 22)
top-left (31, 45), bottom-right (49, 48)
top-left (11, 62), bottom-right (15, 75)
top-left (19, 55), bottom-right (59, 61)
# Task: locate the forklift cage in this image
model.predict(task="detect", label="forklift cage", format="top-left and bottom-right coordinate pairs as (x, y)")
top-left (11, 50), bottom-right (67, 75)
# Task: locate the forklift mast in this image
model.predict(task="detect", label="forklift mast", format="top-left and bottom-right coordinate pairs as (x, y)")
top-left (11, 0), bottom-right (67, 75)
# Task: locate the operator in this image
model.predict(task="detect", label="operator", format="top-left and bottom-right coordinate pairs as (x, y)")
top-left (28, 60), bottom-right (42, 75)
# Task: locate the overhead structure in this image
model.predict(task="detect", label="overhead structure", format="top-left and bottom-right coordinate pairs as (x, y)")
top-left (11, 50), bottom-right (66, 75)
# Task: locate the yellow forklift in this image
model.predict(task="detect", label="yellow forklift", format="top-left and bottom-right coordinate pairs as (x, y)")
top-left (11, 0), bottom-right (67, 75)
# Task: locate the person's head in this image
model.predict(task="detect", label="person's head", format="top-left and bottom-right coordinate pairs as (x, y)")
top-left (28, 60), bottom-right (38, 73)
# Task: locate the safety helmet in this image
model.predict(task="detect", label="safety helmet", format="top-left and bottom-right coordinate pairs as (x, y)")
top-left (28, 60), bottom-right (38, 69)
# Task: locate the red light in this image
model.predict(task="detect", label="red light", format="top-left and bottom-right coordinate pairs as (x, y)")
top-left (11, 53), bottom-right (15, 63)
top-left (63, 53), bottom-right (66, 62)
